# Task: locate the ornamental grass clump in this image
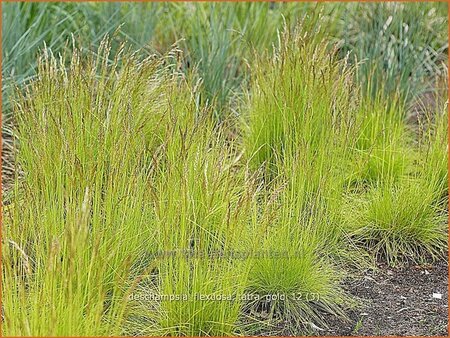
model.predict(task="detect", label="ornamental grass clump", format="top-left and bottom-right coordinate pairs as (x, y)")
top-left (347, 94), bottom-right (414, 186)
top-left (244, 209), bottom-right (349, 334)
top-left (2, 39), bottom-right (184, 336)
top-left (417, 100), bottom-right (448, 201)
top-left (243, 25), bottom-right (356, 175)
top-left (344, 179), bottom-right (447, 265)
top-left (129, 108), bottom-right (259, 336)
top-left (243, 22), bottom-right (359, 261)
top-left (241, 25), bottom-right (356, 334)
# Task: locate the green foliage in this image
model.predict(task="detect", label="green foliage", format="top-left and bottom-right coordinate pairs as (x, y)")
top-left (243, 25), bottom-right (356, 173)
top-left (2, 40), bottom-right (177, 336)
top-left (417, 99), bottom-right (448, 199)
top-left (135, 105), bottom-right (256, 336)
top-left (3, 38), bottom-right (259, 337)
top-left (348, 95), bottom-right (414, 185)
top-left (241, 24), bottom-right (359, 333)
top-left (344, 179), bottom-right (447, 265)
top-left (339, 2), bottom-right (448, 103)
top-left (244, 196), bottom-right (349, 334)
top-left (2, 2), bottom-right (448, 336)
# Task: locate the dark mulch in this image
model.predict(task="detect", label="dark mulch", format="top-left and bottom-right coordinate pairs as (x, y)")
top-left (321, 259), bottom-right (448, 336)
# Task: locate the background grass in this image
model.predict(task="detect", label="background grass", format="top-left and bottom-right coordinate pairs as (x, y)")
top-left (337, 2), bottom-right (448, 104)
top-left (3, 2), bottom-right (447, 117)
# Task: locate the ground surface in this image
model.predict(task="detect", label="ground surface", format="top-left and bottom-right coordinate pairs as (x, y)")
top-left (322, 259), bottom-right (448, 336)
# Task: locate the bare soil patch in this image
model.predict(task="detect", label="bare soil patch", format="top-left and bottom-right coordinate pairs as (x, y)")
top-left (322, 259), bottom-right (448, 336)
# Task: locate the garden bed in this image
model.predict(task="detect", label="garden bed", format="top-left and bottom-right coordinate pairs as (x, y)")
top-left (1, 2), bottom-right (448, 336)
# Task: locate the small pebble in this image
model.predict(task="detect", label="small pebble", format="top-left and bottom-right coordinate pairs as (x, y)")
top-left (432, 293), bottom-right (442, 299)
